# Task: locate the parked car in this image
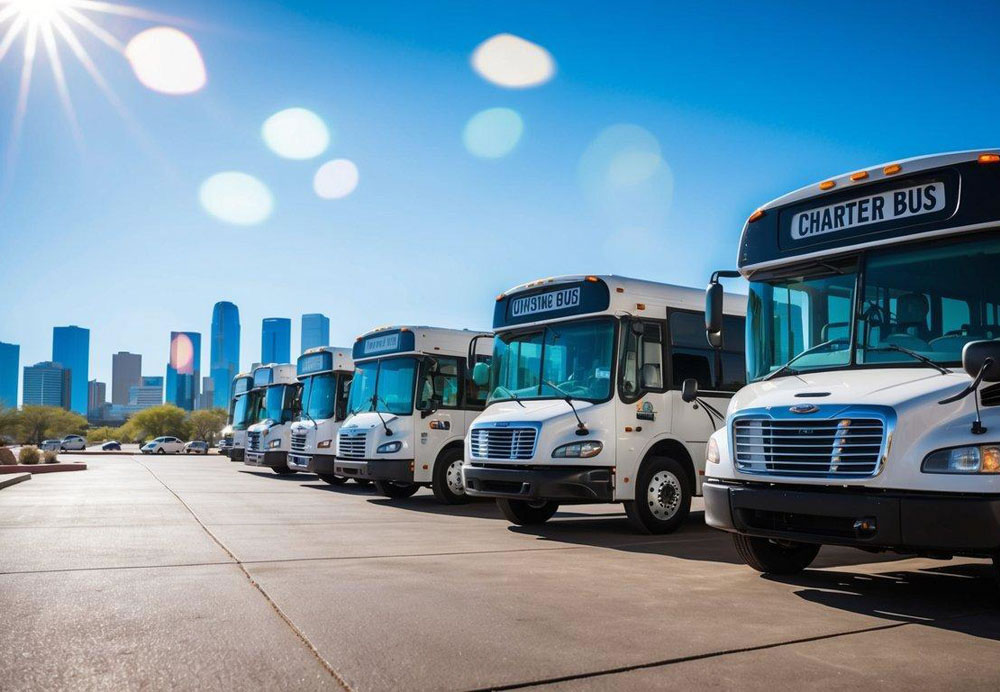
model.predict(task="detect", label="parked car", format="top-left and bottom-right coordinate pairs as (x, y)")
top-left (184, 441), bottom-right (209, 455)
top-left (101, 441), bottom-right (122, 451)
top-left (41, 439), bottom-right (62, 451)
top-left (60, 435), bottom-right (86, 451)
top-left (141, 437), bottom-right (185, 455)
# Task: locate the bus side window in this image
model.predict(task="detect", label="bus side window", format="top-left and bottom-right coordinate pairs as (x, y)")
top-left (620, 321), bottom-right (664, 400)
top-left (465, 356), bottom-right (491, 409)
top-left (419, 357), bottom-right (460, 409)
top-left (669, 311), bottom-right (714, 390)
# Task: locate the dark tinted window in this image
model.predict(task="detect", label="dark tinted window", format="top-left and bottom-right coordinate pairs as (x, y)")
top-left (670, 311), bottom-right (714, 389)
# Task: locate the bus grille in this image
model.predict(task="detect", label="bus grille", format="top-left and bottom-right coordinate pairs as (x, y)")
top-left (248, 431), bottom-right (262, 451)
top-left (338, 430), bottom-right (367, 459)
top-left (469, 427), bottom-right (537, 460)
top-left (733, 417), bottom-right (885, 478)
top-left (291, 432), bottom-right (308, 452)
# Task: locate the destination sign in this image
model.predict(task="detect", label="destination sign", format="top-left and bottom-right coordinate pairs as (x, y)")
top-left (297, 351), bottom-right (331, 376)
top-left (510, 287), bottom-right (581, 319)
top-left (234, 377), bottom-right (251, 394)
top-left (363, 333), bottom-right (400, 355)
top-left (252, 368), bottom-right (273, 387)
top-left (790, 181), bottom-right (945, 242)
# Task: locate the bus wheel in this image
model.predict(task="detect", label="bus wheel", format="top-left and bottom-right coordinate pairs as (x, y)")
top-left (497, 498), bottom-right (559, 525)
top-left (271, 465), bottom-right (297, 476)
top-left (431, 448), bottom-right (470, 505)
top-left (353, 478), bottom-right (372, 486)
top-left (317, 473), bottom-right (348, 486)
top-left (374, 480), bottom-right (419, 499)
top-left (624, 456), bottom-right (691, 535)
top-left (732, 534), bottom-right (820, 575)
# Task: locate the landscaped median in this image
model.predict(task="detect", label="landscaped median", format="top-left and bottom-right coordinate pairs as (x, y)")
top-left (0, 446), bottom-right (87, 475)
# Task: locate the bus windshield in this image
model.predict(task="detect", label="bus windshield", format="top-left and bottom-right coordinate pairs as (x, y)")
top-left (299, 372), bottom-right (337, 421)
top-left (747, 234), bottom-right (1000, 380)
top-left (231, 393), bottom-right (255, 430)
top-left (488, 318), bottom-right (615, 404)
top-left (261, 384), bottom-right (300, 424)
top-left (347, 357), bottom-right (418, 416)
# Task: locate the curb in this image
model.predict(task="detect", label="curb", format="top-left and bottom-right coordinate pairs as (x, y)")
top-left (0, 463), bottom-right (87, 474)
top-left (0, 472), bottom-right (31, 489)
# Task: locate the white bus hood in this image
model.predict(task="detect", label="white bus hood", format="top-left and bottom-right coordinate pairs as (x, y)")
top-left (476, 398), bottom-right (596, 427)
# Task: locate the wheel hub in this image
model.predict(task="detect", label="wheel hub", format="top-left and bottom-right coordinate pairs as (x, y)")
top-left (646, 471), bottom-right (681, 521)
top-left (446, 459), bottom-right (465, 495)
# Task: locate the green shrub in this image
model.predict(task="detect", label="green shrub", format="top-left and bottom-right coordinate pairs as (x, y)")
top-left (18, 446), bottom-right (40, 465)
top-left (43, 450), bottom-right (59, 464)
top-left (0, 447), bottom-right (15, 465)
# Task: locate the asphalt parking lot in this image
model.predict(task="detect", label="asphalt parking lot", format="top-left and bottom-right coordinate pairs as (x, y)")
top-left (3, 455), bottom-right (1000, 691)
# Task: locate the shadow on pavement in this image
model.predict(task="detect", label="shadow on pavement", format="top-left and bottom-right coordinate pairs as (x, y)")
top-left (767, 561), bottom-right (1000, 640)
top-left (238, 470), bottom-right (319, 482)
top-left (363, 495), bottom-right (614, 521)
top-left (302, 480), bottom-right (376, 494)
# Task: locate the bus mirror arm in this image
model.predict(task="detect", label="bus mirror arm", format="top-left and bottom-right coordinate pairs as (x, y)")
top-left (467, 333), bottom-right (493, 373)
top-left (705, 271), bottom-right (739, 350)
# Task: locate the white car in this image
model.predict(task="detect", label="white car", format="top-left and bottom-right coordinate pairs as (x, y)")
top-left (41, 439), bottom-right (62, 452)
top-left (60, 435), bottom-right (86, 451)
top-left (141, 437), bottom-right (185, 455)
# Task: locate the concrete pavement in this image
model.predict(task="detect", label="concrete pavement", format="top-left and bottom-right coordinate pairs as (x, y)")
top-left (1, 454), bottom-right (998, 690)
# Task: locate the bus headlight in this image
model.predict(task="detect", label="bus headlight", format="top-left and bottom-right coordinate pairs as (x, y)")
top-left (922, 445), bottom-right (1000, 474)
top-left (707, 437), bottom-right (720, 464)
top-left (552, 441), bottom-right (603, 458)
top-left (377, 441), bottom-right (403, 454)
top-left (317, 439), bottom-right (332, 449)
top-left (269, 439), bottom-right (281, 449)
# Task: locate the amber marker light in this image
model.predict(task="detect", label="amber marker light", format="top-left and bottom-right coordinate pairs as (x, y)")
top-left (496, 293), bottom-right (505, 301)
top-left (883, 164), bottom-right (902, 175)
top-left (979, 153), bottom-right (1000, 164)
top-left (982, 446), bottom-right (1000, 473)
top-left (850, 170), bottom-right (869, 181)
top-left (747, 208), bottom-right (765, 223)
top-left (819, 180), bottom-right (835, 190)
top-left (585, 275), bottom-right (599, 282)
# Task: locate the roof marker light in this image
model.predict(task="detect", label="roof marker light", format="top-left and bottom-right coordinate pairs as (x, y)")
top-left (883, 164), bottom-right (902, 175)
top-left (496, 293), bottom-right (505, 301)
top-left (819, 180), bottom-right (835, 190)
top-left (747, 209), bottom-right (765, 223)
top-left (979, 153), bottom-right (1000, 164)
top-left (850, 170), bottom-right (869, 181)
top-left (636, 303), bottom-right (646, 310)
top-left (615, 287), bottom-right (624, 293)
top-left (585, 275), bottom-right (599, 282)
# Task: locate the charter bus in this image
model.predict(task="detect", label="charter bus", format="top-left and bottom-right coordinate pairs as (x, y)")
top-left (226, 372), bottom-right (256, 462)
top-left (333, 325), bottom-right (491, 503)
top-left (701, 150), bottom-right (1000, 577)
top-left (287, 346), bottom-right (356, 484)
top-left (243, 363), bottom-right (302, 475)
top-left (461, 274), bottom-right (746, 534)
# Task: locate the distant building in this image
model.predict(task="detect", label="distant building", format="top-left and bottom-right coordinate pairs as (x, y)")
top-left (197, 376), bottom-right (215, 410)
top-left (128, 376), bottom-right (164, 408)
top-left (261, 318), bottom-right (291, 364)
top-left (166, 331), bottom-right (201, 411)
top-left (111, 351), bottom-right (142, 405)
top-left (0, 341), bottom-right (18, 408)
top-left (87, 380), bottom-right (107, 420)
top-left (23, 361), bottom-right (71, 409)
top-left (210, 301), bottom-right (240, 410)
top-left (52, 325), bottom-right (89, 415)
top-left (301, 313), bottom-right (330, 353)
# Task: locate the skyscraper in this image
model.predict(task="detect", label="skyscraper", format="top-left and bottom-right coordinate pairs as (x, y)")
top-left (0, 341), bottom-right (18, 408)
top-left (301, 313), bottom-right (330, 353)
top-left (165, 331), bottom-right (201, 411)
top-left (88, 380), bottom-right (107, 419)
top-left (23, 361), bottom-right (71, 409)
top-left (261, 318), bottom-right (291, 364)
top-left (111, 351), bottom-right (142, 405)
top-left (52, 325), bottom-right (89, 415)
top-left (210, 301), bottom-right (240, 409)
top-left (129, 376), bottom-right (163, 408)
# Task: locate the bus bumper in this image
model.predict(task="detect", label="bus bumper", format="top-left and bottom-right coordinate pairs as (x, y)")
top-left (462, 464), bottom-right (613, 502)
top-left (229, 448), bottom-right (245, 462)
top-left (334, 458), bottom-right (414, 483)
top-left (288, 453), bottom-right (313, 472)
top-left (244, 450), bottom-right (288, 469)
top-left (703, 480), bottom-right (1000, 555)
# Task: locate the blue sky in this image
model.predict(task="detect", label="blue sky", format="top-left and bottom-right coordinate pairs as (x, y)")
top-left (1, 0), bottom-right (999, 393)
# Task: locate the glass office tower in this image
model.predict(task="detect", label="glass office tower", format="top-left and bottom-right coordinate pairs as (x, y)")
top-left (52, 326), bottom-right (89, 415)
top-left (210, 301), bottom-right (240, 409)
top-left (261, 318), bottom-right (291, 364)
top-left (166, 331), bottom-right (201, 411)
top-left (300, 313), bottom-right (330, 353)
top-left (0, 341), bottom-right (18, 408)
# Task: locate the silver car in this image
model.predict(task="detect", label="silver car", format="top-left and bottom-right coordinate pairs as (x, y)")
top-left (60, 435), bottom-right (86, 451)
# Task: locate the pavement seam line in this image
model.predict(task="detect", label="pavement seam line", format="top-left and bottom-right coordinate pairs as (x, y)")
top-left (134, 458), bottom-right (353, 692)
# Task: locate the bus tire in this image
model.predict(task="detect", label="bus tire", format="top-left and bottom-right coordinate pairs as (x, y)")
top-left (271, 465), bottom-right (297, 476)
top-left (732, 534), bottom-right (820, 575)
top-left (374, 480), bottom-right (419, 499)
top-left (431, 447), bottom-right (470, 505)
top-left (624, 456), bottom-right (691, 535)
top-left (353, 478), bottom-right (372, 486)
top-left (497, 498), bottom-right (559, 525)
top-left (317, 473), bottom-right (348, 486)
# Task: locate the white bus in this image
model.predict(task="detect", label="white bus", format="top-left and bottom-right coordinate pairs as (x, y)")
top-left (333, 326), bottom-right (491, 503)
top-left (702, 150), bottom-right (1000, 577)
top-left (462, 274), bottom-right (746, 534)
top-left (226, 372), bottom-right (256, 462)
top-left (244, 363), bottom-right (302, 475)
top-left (287, 346), bottom-right (356, 484)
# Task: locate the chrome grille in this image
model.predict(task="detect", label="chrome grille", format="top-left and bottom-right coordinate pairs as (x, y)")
top-left (291, 432), bottom-right (307, 452)
top-left (469, 427), bottom-right (537, 460)
top-left (338, 430), bottom-right (367, 459)
top-left (734, 417), bottom-right (885, 478)
top-left (248, 431), bottom-right (262, 451)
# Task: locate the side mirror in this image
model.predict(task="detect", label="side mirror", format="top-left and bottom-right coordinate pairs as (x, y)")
top-left (472, 361), bottom-right (490, 387)
top-left (963, 341), bottom-right (1000, 382)
top-left (418, 396), bottom-right (441, 419)
top-left (705, 282), bottom-right (724, 349)
top-left (681, 378), bottom-right (698, 403)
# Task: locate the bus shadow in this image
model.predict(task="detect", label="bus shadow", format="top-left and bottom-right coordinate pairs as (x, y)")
top-left (302, 481), bottom-right (376, 494)
top-left (238, 469), bottom-right (320, 481)
top-left (765, 561), bottom-right (1000, 640)
top-left (363, 495), bottom-right (614, 521)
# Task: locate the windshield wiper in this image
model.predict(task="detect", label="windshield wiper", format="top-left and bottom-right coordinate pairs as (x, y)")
top-left (492, 385), bottom-right (525, 408)
top-left (763, 338), bottom-right (849, 381)
top-left (370, 394), bottom-right (394, 436)
top-left (544, 380), bottom-right (588, 435)
top-left (867, 344), bottom-right (950, 375)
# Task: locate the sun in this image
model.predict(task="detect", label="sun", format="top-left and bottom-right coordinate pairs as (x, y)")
top-left (11, 0), bottom-right (74, 22)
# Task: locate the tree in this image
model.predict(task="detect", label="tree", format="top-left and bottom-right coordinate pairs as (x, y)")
top-left (128, 404), bottom-right (190, 439)
top-left (17, 406), bottom-right (87, 444)
top-left (0, 404), bottom-right (19, 443)
top-left (86, 426), bottom-right (118, 444)
top-left (187, 408), bottom-right (228, 444)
